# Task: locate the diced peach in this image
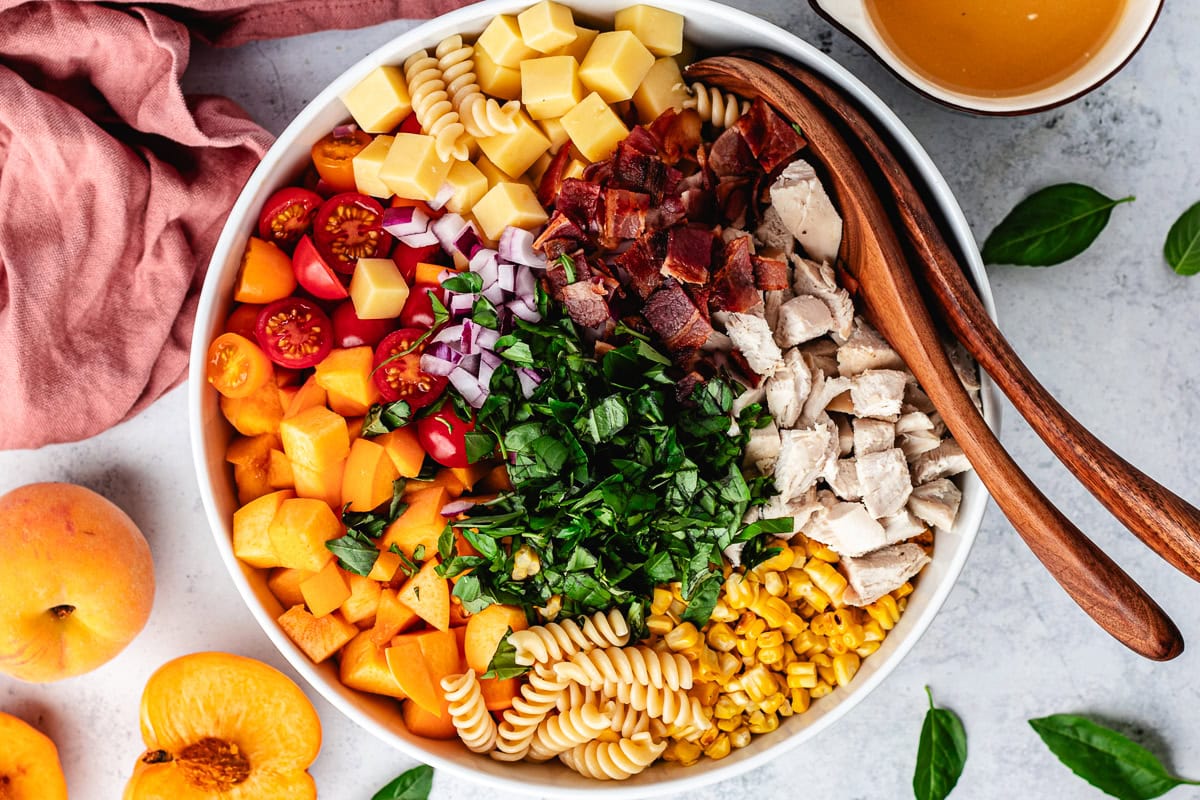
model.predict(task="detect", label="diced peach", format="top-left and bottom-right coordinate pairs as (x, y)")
top-left (480, 464), bottom-right (513, 493)
top-left (340, 631), bottom-right (407, 698)
top-left (402, 470), bottom-right (464, 498)
top-left (220, 379), bottom-right (285, 436)
top-left (315, 347), bottom-right (381, 411)
top-left (326, 391), bottom-right (372, 417)
top-left (232, 462), bottom-right (274, 506)
top-left (375, 427), bottom-right (425, 478)
top-left (300, 560), bottom-right (352, 617)
top-left (370, 587), bottom-right (422, 646)
top-left (284, 375), bottom-right (328, 419)
top-left (341, 573), bottom-right (383, 625)
top-left (227, 433), bottom-right (282, 465)
top-left (397, 558), bottom-right (450, 632)
top-left (402, 698), bottom-right (458, 739)
top-left (368, 549), bottom-right (403, 583)
top-left (382, 487), bottom-right (449, 558)
top-left (414, 262), bottom-right (453, 285)
top-left (479, 677), bottom-right (522, 711)
top-left (267, 449), bottom-right (295, 490)
top-left (267, 498), bottom-right (342, 573)
top-left (347, 416), bottom-right (365, 441)
top-left (291, 459), bottom-right (346, 510)
top-left (449, 462), bottom-right (493, 492)
top-left (278, 385), bottom-right (299, 410)
top-left (280, 406), bottom-right (350, 470)
top-left (385, 638), bottom-right (440, 715)
top-left (465, 603), bottom-right (529, 673)
top-left (342, 438), bottom-right (401, 512)
top-left (267, 567), bottom-right (314, 609)
top-left (232, 489), bottom-right (294, 569)
top-left (278, 605), bottom-right (357, 663)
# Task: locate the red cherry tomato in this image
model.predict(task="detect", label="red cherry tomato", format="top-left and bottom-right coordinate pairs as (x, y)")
top-left (313, 192), bottom-right (386, 275)
top-left (331, 300), bottom-right (396, 349)
top-left (372, 328), bottom-right (448, 409)
top-left (399, 113), bottom-right (423, 135)
top-left (292, 236), bottom-right (349, 300)
top-left (392, 243), bottom-right (444, 283)
top-left (256, 187), bottom-right (322, 250)
top-left (399, 282), bottom-right (445, 330)
top-left (255, 297), bottom-right (334, 369)
top-left (417, 406), bottom-right (476, 468)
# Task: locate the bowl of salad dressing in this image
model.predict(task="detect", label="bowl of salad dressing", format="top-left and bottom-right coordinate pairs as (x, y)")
top-left (810, 0), bottom-right (1163, 114)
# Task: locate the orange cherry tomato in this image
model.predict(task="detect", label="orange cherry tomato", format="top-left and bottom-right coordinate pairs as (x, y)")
top-left (311, 128), bottom-right (372, 193)
top-left (206, 332), bottom-right (273, 399)
top-left (224, 303), bottom-right (263, 340)
top-left (233, 237), bottom-right (297, 304)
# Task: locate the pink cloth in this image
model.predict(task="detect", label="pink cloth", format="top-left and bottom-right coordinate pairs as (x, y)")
top-left (0, 0), bottom-right (465, 450)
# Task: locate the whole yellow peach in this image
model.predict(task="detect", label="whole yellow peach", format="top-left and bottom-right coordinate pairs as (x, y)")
top-left (0, 711), bottom-right (68, 799)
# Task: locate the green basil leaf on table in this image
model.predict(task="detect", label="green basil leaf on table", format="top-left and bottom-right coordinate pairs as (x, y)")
top-left (371, 764), bottom-right (434, 800)
top-left (1029, 714), bottom-right (1200, 799)
top-left (981, 183), bottom-right (1134, 266)
top-left (913, 687), bottom-right (967, 800)
top-left (1164, 201), bottom-right (1200, 276)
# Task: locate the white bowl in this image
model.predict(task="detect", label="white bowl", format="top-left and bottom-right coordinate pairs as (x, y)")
top-left (189, 1), bottom-right (1000, 795)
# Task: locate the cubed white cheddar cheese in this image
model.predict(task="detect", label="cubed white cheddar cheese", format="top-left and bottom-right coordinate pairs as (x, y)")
top-left (614, 5), bottom-right (685, 57)
top-left (350, 258), bottom-right (410, 319)
top-left (564, 158), bottom-right (587, 181)
top-left (478, 110), bottom-right (551, 178)
top-left (444, 160), bottom-right (490, 215)
top-left (477, 154), bottom-right (537, 193)
top-left (529, 152), bottom-right (554, 184)
top-left (633, 57), bottom-right (691, 123)
top-left (561, 92), bottom-right (629, 162)
top-left (379, 133), bottom-right (452, 201)
top-left (550, 26), bottom-right (599, 62)
top-left (578, 30), bottom-right (656, 103)
top-left (521, 56), bottom-right (584, 120)
top-left (477, 14), bottom-right (539, 67)
top-left (474, 45), bottom-right (523, 101)
top-left (538, 116), bottom-right (570, 153)
top-left (340, 66), bottom-right (412, 133)
top-left (517, 1), bottom-right (577, 53)
top-left (472, 183), bottom-right (549, 240)
top-left (352, 135), bottom-right (394, 199)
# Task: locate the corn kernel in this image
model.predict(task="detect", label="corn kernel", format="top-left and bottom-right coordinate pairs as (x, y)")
top-left (704, 733), bottom-right (732, 760)
top-left (756, 547), bottom-right (795, 573)
top-left (856, 641), bottom-right (882, 658)
top-left (717, 652), bottom-right (741, 680)
top-left (725, 573), bottom-right (759, 609)
top-left (668, 598), bottom-right (687, 617)
top-left (709, 599), bottom-right (738, 623)
top-left (817, 664), bottom-right (836, 685)
top-left (832, 652), bottom-right (862, 687)
top-left (650, 587), bottom-right (672, 615)
top-left (646, 613), bottom-right (674, 636)
top-left (665, 621), bottom-right (701, 651)
top-left (806, 539), bottom-right (840, 562)
top-left (669, 581), bottom-right (685, 600)
top-left (811, 680), bottom-right (833, 699)
top-left (778, 700), bottom-right (795, 718)
top-left (781, 613), bottom-right (808, 639)
top-left (697, 726), bottom-right (720, 748)
top-left (758, 630), bottom-right (784, 649)
top-left (725, 690), bottom-right (750, 708)
top-left (804, 559), bottom-right (848, 606)
top-left (696, 646), bottom-right (720, 680)
top-left (751, 595), bottom-right (792, 628)
top-left (791, 688), bottom-right (811, 713)
top-left (736, 638), bottom-right (757, 658)
top-left (863, 619), bottom-right (886, 642)
top-left (716, 714), bottom-right (742, 732)
top-left (672, 740), bottom-right (703, 765)
top-left (748, 711), bottom-right (778, 734)
top-left (786, 660), bottom-right (818, 686)
top-left (759, 646), bottom-right (785, 666)
top-left (762, 570), bottom-right (787, 597)
top-left (511, 544), bottom-right (541, 580)
top-left (742, 665), bottom-right (776, 701)
top-left (893, 581), bottom-right (914, 600)
top-left (827, 639), bottom-right (850, 656)
top-left (705, 622), bottom-right (736, 653)
top-left (865, 595), bottom-right (901, 629)
top-left (760, 693), bottom-right (786, 715)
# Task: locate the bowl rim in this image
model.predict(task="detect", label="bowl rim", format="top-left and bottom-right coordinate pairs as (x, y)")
top-left (188, 1), bottom-right (1001, 795)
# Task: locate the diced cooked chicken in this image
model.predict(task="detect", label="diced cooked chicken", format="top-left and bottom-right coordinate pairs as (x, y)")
top-left (834, 414), bottom-right (854, 456)
top-left (800, 370), bottom-right (852, 427)
top-left (841, 544), bottom-right (931, 606)
top-left (774, 416), bottom-right (839, 501)
top-left (908, 478), bottom-right (963, 531)
top-left (800, 337), bottom-right (840, 377)
top-left (791, 257), bottom-right (854, 340)
top-left (760, 488), bottom-right (821, 538)
top-left (911, 440), bottom-right (972, 485)
top-left (826, 388), bottom-right (855, 415)
top-left (947, 339), bottom-right (982, 408)
top-left (764, 348), bottom-right (811, 429)
top-left (764, 288), bottom-right (793, 331)
top-left (894, 411), bottom-right (941, 459)
top-left (850, 369), bottom-right (908, 420)
top-left (856, 448), bottom-right (913, 518)
top-left (732, 385), bottom-right (766, 419)
top-left (775, 295), bottom-right (834, 348)
top-left (837, 318), bottom-right (906, 377)
top-left (702, 330), bottom-right (733, 352)
top-left (895, 411), bottom-right (934, 435)
top-left (880, 510), bottom-right (927, 544)
top-left (755, 205), bottom-right (796, 260)
top-left (725, 312), bottom-right (783, 377)
top-left (825, 459), bottom-right (861, 502)
top-left (744, 421), bottom-right (781, 475)
top-left (803, 501), bottom-right (887, 557)
top-left (770, 160), bottom-right (843, 265)
top-left (852, 418), bottom-right (895, 457)
top-left (903, 383), bottom-right (936, 415)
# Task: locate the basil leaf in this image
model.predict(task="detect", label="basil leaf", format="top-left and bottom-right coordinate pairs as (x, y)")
top-left (463, 431), bottom-right (497, 464)
top-left (1029, 715), bottom-right (1200, 799)
top-left (362, 400), bottom-right (412, 437)
top-left (1164, 201), bottom-right (1200, 276)
top-left (482, 627), bottom-right (530, 680)
top-left (371, 764), bottom-right (433, 800)
top-left (327, 480), bottom-right (408, 576)
top-left (325, 537), bottom-right (379, 576)
top-left (442, 272), bottom-right (483, 294)
top-left (981, 183), bottom-right (1134, 266)
top-left (680, 571), bottom-right (721, 626)
top-left (913, 687), bottom-right (967, 800)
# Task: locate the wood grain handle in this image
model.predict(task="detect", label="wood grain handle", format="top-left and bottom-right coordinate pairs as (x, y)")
top-left (737, 48), bottom-right (1200, 584)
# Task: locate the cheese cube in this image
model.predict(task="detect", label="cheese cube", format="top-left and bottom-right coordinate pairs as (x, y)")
top-left (578, 31), bottom-right (656, 103)
top-left (564, 158), bottom-right (587, 181)
top-left (517, 1), bottom-right (577, 53)
top-left (352, 135), bottom-right (395, 199)
top-left (550, 26), bottom-right (599, 62)
top-left (633, 57), bottom-right (692, 123)
top-left (477, 155), bottom-right (538, 195)
top-left (521, 56), bottom-right (584, 120)
top-left (561, 92), bottom-right (629, 162)
top-left (614, 5), bottom-right (685, 57)
top-left (340, 66), bottom-right (412, 133)
top-left (378, 133), bottom-right (452, 202)
top-left (474, 46), bottom-right (522, 101)
top-left (529, 152), bottom-right (554, 184)
top-left (477, 14), bottom-right (539, 67)
top-left (478, 110), bottom-right (551, 178)
top-left (444, 160), bottom-right (490, 215)
top-left (538, 116), bottom-right (570, 153)
top-left (350, 258), bottom-right (410, 319)
top-left (472, 183), bottom-right (549, 240)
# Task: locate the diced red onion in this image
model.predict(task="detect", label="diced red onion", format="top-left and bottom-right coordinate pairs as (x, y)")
top-left (461, 318), bottom-right (486, 355)
top-left (477, 358), bottom-right (496, 389)
top-left (332, 122), bottom-right (358, 138)
top-left (498, 226), bottom-right (546, 268)
top-left (517, 367), bottom-right (544, 398)
top-left (449, 293), bottom-right (477, 317)
top-left (515, 265), bottom-right (536, 298)
top-left (459, 353), bottom-right (481, 375)
top-left (382, 205), bottom-right (439, 247)
top-left (432, 213), bottom-right (469, 253)
top-left (470, 248), bottom-right (499, 273)
top-left (428, 182), bottom-right (455, 211)
top-left (441, 499), bottom-right (477, 517)
top-left (473, 252), bottom-right (499, 287)
top-left (420, 342), bottom-right (461, 376)
top-left (433, 324), bottom-right (464, 344)
top-left (455, 225), bottom-right (483, 258)
top-left (482, 282), bottom-right (506, 304)
top-left (449, 367), bottom-right (489, 408)
top-left (474, 326), bottom-right (501, 351)
top-left (498, 263), bottom-right (515, 293)
top-left (510, 295), bottom-right (542, 322)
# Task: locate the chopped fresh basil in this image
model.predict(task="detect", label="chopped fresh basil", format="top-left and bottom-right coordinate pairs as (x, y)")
top-left (362, 400), bottom-right (412, 437)
top-left (482, 627), bottom-right (529, 680)
top-left (325, 480), bottom-right (408, 576)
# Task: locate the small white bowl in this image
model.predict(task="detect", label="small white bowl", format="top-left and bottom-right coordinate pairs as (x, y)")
top-left (189, 1), bottom-right (1000, 795)
top-left (810, 0), bottom-right (1163, 115)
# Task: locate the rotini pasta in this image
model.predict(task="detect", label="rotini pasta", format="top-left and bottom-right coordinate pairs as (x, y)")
top-left (509, 609), bottom-right (631, 666)
top-left (606, 702), bottom-right (652, 740)
top-left (403, 49), bottom-right (470, 161)
top-left (552, 646), bottom-right (693, 693)
top-left (559, 733), bottom-right (668, 781)
top-left (492, 664), bottom-right (567, 761)
top-left (596, 680), bottom-right (709, 730)
top-left (441, 670), bottom-right (497, 753)
top-left (435, 35), bottom-right (520, 138)
top-left (556, 680), bottom-right (600, 713)
top-left (528, 702), bottom-right (612, 761)
top-left (683, 82), bottom-right (749, 129)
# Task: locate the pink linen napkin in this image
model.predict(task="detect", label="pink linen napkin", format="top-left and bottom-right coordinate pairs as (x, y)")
top-left (0, 0), bottom-right (466, 450)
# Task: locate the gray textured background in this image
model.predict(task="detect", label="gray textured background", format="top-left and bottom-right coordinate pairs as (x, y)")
top-left (3, 2), bottom-right (1199, 799)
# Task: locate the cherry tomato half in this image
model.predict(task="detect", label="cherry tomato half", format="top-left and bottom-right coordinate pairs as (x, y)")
top-left (372, 328), bottom-right (448, 409)
top-left (207, 332), bottom-right (273, 398)
top-left (331, 300), bottom-right (396, 349)
top-left (417, 406), bottom-right (476, 469)
top-left (292, 236), bottom-right (349, 300)
top-left (399, 113), bottom-right (423, 135)
top-left (256, 187), bottom-right (322, 250)
top-left (311, 128), bottom-right (372, 193)
top-left (255, 297), bottom-right (334, 369)
top-left (224, 303), bottom-right (263, 341)
top-left (399, 282), bottom-right (445, 330)
top-left (313, 192), bottom-right (386, 274)
top-left (393, 242), bottom-right (445, 283)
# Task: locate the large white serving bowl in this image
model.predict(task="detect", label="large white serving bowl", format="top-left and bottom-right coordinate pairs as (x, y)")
top-left (190, 1), bottom-right (1000, 794)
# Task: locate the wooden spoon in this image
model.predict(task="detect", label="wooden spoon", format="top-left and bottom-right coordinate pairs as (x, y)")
top-left (736, 47), bottom-right (1200, 585)
top-left (685, 56), bottom-right (1183, 661)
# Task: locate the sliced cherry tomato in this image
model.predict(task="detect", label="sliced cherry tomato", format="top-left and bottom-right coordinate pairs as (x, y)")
top-left (292, 236), bottom-right (349, 300)
top-left (399, 113), bottom-right (423, 135)
top-left (255, 298), bottom-right (334, 369)
top-left (372, 328), bottom-right (448, 408)
top-left (313, 192), bottom-right (387, 275)
top-left (224, 303), bottom-right (263, 341)
top-left (393, 242), bottom-right (445, 283)
top-left (416, 407), bottom-right (475, 469)
top-left (331, 300), bottom-right (396, 349)
top-left (311, 128), bottom-right (372, 193)
top-left (256, 187), bottom-right (322, 250)
top-left (399, 282), bottom-right (445, 329)
top-left (206, 332), bottom-right (273, 398)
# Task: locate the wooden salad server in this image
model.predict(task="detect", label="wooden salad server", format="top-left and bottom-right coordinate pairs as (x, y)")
top-left (736, 47), bottom-right (1200, 586)
top-left (685, 56), bottom-right (1183, 661)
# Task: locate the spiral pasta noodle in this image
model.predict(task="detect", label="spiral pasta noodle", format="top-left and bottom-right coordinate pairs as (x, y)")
top-left (605, 702), bottom-right (653, 740)
top-left (403, 49), bottom-right (470, 162)
top-left (559, 734), bottom-right (668, 781)
top-left (509, 609), bottom-right (631, 666)
top-left (441, 670), bottom-right (497, 753)
top-left (491, 664), bottom-right (566, 761)
top-left (527, 702), bottom-right (612, 761)
top-left (553, 646), bottom-right (694, 693)
top-left (683, 82), bottom-right (749, 129)
top-left (598, 680), bottom-right (709, 730)
top-left (556, 680), bottom-right (601, 713)
top-left (435, 35), bottom-right (520, 138)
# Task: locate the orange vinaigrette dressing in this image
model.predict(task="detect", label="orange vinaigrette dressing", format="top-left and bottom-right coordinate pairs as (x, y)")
top-left (865, 0), bottom-right (1127, 98)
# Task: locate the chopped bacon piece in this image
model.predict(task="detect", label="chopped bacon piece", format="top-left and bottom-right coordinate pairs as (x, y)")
top-left (558, 179), bottom-right (603, 232)
top-left (602, 188), bottom-right (650, 241)
top-left (647, 109), bottom-right (703, 165)
top-left (680, 188), bottom-right (716, 224)
top-left (643, 280), bottom-right (714, 351)
top-left (753, 254), bottom-right (789, 290)
top-left (716, 177), bottom-right (752, 228)
top-left (615, 230), bottom-right (667, 299)
top-left (561, 280), bottom-right (612, 328)
top-left (582, 159), bottom-right (614, 185)
top-left (646, 194), bottom-right (688, 232)
top-left (537, 147), bottom-right (573, 209)
top-left (662, 225), bottom-right (716, 285)
top-left (735, 99), bottom-right (807, 173)
top-left (613, 146), bottom-right (670, 201)
top-left (533, 211), bottom-right (587, 259)
top-left (708, 127), bottom-right (756, 177)
top-left (622, 125), bottom-right (659, 155)
top-left (710, 235), bottom-right (760, 313)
